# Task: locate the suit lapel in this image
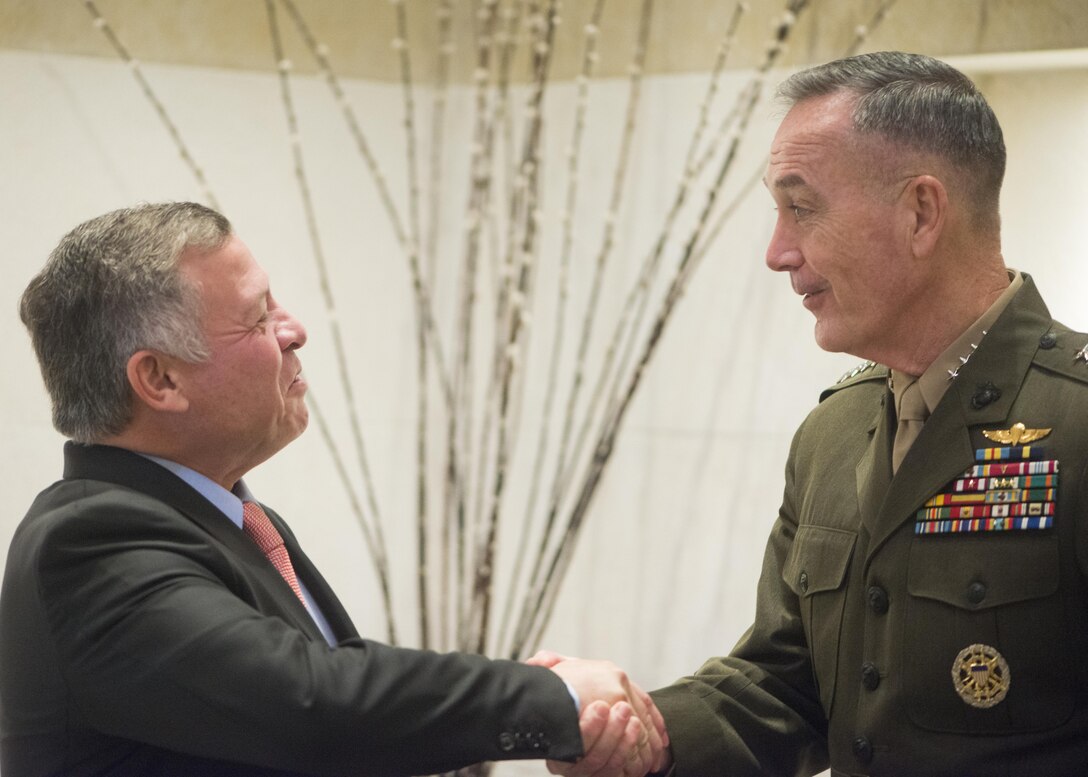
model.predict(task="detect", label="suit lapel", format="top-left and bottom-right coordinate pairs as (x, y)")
top-left (231, 513), bottom-right (326, 640)
top-left (63, 444), bottom-right (333, 642)
top-left (864, 276), bottom-right (1053, 558)
top-left (264, 505), bottom-right (361, 642)
top-left (856, 390), bottom-right (893, 534)
top-left (64, 443), bottom-right (252, 555)
top-left (868, 393), bottom-right (976, 556)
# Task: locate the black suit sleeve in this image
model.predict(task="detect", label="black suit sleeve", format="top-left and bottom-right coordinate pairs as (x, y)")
top-left (21, 483), bottom-right (581, 777)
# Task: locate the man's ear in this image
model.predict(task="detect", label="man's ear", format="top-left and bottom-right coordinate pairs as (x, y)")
top-left (904, 174), bottom-right (948, 259)
top-left (126, 350), bottom-right (189, 413)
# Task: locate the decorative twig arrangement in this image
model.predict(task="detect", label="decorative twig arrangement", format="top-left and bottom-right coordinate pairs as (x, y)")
top-left (81, 0), bottom-right (219, 210)
top-left (80, 7), bottom-right (902, 770)
top-left (509, 0), bottom-right (816, 658)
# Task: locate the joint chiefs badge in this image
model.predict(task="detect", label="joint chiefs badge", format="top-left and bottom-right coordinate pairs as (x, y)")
top-left (952, 643), bottom-right (1011, 708)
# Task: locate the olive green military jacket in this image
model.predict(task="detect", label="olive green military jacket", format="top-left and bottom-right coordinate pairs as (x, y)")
top-left (651, 276), bottom-right (1088, 776)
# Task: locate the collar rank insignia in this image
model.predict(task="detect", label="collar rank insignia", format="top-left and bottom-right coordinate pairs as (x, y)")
top-left (952, 643), bottom-right (1010, 709)
top-left (836, 360), bottom-right (876, 384)
top-left (916, 422), bottom-right (1058, 535)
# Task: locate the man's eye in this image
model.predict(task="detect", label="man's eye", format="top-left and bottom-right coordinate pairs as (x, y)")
top-left (773, 204), bottom-right (810, 219)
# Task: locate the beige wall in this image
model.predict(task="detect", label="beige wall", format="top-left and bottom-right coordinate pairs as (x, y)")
top-left (2, 0), bottom-right (1086, 80)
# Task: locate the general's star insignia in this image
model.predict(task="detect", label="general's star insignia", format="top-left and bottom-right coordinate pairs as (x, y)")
top-left (982, 422), bottom-right (1052, 446)
top-left (837, 360), bottom-right (876, 384)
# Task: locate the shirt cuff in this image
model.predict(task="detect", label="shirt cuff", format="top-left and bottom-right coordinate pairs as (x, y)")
top-left (563, 680), bottom-right (581, 713)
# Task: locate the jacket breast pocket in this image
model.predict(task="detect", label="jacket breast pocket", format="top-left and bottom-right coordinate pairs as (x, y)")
top-left (904, 533), bottom-right (1071, 733)
top-left (783, 525), bottom-right (857, 716)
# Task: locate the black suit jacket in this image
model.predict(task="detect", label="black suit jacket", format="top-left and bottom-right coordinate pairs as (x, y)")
top-left (0, 443), bottom-right (581, 777)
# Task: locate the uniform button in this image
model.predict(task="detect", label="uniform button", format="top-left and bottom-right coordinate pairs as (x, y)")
top-left (1039, 332), bottom-right (1057, 349)
top-left (867, 585), bottom-right (889, 615)
top-left (967, 581), bottom-right (987, 604)
top-left (799, 571), bottom-right (809, 594)
top-left (498, 732), bottom-right (516, 752)
top-left (852, 736), bottom-right (874, 765)
top-left (861, 662), bottom-right (881, 691)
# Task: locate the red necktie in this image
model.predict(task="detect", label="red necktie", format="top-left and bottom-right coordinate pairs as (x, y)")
top-left (242, 501), bottom-right (307, 606)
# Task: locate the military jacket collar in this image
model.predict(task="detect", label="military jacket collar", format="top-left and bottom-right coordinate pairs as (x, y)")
top-left (841, 275), bottom-right (1056, 558)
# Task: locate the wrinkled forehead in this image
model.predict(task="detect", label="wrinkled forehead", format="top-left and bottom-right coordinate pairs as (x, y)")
top-left (765, 115), bottom-right (852, 191)
top-left (766, 93), bottom-right (911, 191)
top-left (771, 92), bottom-right (857, 153)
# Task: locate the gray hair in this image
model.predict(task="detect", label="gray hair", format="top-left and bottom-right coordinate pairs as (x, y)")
top-left (778, 51), bottom-right (1006, 226)
top-left (20, 202), bottom-right (232, 442)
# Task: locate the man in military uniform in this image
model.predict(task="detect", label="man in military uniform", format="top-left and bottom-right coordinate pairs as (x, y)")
top-left (549, 51), bottom-right (1088, 777)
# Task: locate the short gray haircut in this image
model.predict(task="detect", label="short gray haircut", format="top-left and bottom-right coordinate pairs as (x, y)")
top-left (20, 202), bottom-right (232, 442)
top-left (778, 51), bottom-right (1006, 226)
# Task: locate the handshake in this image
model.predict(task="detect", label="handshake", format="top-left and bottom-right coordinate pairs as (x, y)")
top-left (529, 651), bottom-right (672, 777)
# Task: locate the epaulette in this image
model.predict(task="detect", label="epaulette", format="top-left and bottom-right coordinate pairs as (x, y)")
top-left (1033, 323), bottom-right (1088, 386)
top-left (820, 360), bottom-right (888, 402)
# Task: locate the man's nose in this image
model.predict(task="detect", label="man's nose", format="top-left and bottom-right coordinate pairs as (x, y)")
top-left (278, 311), bottom-right (307, 351)
top-left (765, 219), bottom-right (803, 272)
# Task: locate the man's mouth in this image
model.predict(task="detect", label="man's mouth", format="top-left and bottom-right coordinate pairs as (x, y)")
top-left (798, 286), bottom-right (828, 310)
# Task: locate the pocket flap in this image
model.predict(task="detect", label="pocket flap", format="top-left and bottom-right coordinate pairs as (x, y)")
top-left (908, 533), bottom-right (1059, 610)
top-left (783, 525), bottom-right (857, 597)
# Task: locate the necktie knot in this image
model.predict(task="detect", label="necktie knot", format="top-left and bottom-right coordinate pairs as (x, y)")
top-left (243, 501), bottom-right (285, 554)
top-left (242, 501), bottom-right (306, 605)
top-left (897, 379), bottom-right (928, 422)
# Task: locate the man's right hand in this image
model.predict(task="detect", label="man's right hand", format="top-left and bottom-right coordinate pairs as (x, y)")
top-left (527, 651), bottom-right (671, 777)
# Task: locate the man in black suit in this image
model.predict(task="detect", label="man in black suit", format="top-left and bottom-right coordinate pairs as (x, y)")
top-left (1, 202), bottom-right (666, 777)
